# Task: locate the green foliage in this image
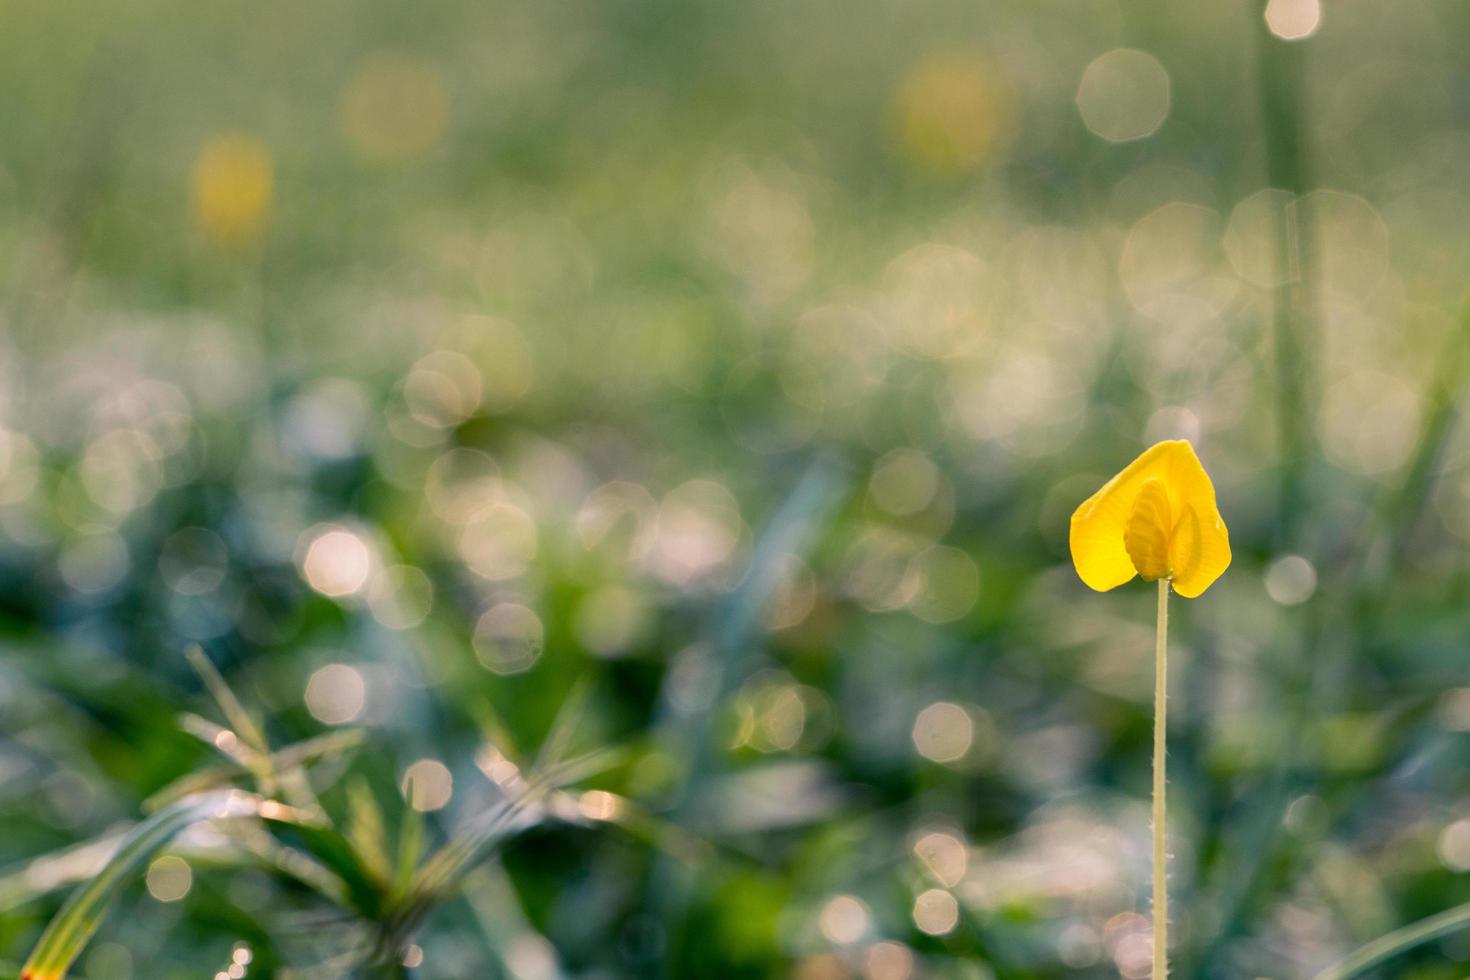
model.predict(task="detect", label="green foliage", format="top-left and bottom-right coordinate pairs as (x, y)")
top-left (2, 0), bottom-right (1470, 976)
top-left (21, 792), bottom-right (289, 980)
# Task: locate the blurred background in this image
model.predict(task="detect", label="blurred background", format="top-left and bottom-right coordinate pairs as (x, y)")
top-left (2, 0), bottom-right (1470, 977)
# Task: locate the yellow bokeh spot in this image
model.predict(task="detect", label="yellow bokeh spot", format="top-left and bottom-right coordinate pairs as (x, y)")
top-left (342, 53), bottom-right (448, 162)
top-left (893, 49), bottom-right (1014, 173)
top-left (1070, 440), bottom-right (1230, 598)
top-left (191, 132), bottom-right (273, 248)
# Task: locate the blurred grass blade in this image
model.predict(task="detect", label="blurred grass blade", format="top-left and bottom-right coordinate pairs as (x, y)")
top-left (715, 453), bottom-right (847, 657)
top-left (175, 714), bottom-right (362, 774)
top-left (273, 729), bottom-right (365, 771)
top-left (1256, 1), bottom-right (1315, 544)
top-left (145, 728), bottom-right (363, 813)
top-left (184, 646), bottom-right (268, 754)
top-left (464, 863), bottom-right (565, 980)
top-left (565, 790), bottom-right (710, 867)
top-left (226, 823), bottom-right (351, 907)
top-left (1195, 302), bottom-right (1470, 975)
top-left (0, 832), bottom-right (127, 912)
top-left (1312, 900), bottom-right (1470, 980)
top-left (648, 454), bottom-right (848, 974)
top-left (408, 789), bottom-right (537, 899)
top-left (532, 675), bottom-right (592, 774)
top-left (184, 646), bottom-right (275, 795)
top-left (180, 652), bottom-right (333, 819)
top-left (177, 712), bottom-right (254, 765)
top-left (392, 780), bottom-right (424, 905)
top-left (411, 746), bottom-right (623, 904)
top-left (468, 701), bottom-right (521, 768)
top-left (21, 790), bottom-right (272, 980)
top-left (1376, 301), bottom-right (1470, 571)
top-left (260, 815), bottom-right (384, 919)
top-left (347, 777), bottom-right (391, 886)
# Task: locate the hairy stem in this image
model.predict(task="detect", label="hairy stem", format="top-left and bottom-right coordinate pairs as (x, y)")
top-left (1153, 579), bottom-right (1170, 979)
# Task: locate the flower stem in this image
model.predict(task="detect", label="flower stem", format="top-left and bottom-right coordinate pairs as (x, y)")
top-left (1153, 578), bottom-right (1170, 979)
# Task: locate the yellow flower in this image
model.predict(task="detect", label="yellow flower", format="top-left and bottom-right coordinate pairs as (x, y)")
top-left (892, 47), bottom-right (1015, 173)
top-left (191, 132), bottom-right (274, 248)
top-left (341, 54), bottom-right (448, 162)
top-left (1070, 439), bottom-right (1230, 598)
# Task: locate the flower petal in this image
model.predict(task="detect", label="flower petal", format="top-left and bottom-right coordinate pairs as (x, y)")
top-left (1069, 441), bottom-right (1179, 592)
top-left (1166, 459), bottom-right (1231, 598)
top-left (1124, 478), bottom-right (1173, 581)
top-left (1070, 439), bottom-right (1230, 597)
top-left (1172, 525), bottom-right (1231, 596)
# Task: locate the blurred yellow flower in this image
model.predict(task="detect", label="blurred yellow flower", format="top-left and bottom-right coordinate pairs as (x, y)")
top-left (191, 132), bottom-right (273, 248)
top-left (1070, 439), bottom-right (1230, 598)
top-left (341, 53), bottom-right (447, 162)
top-left (892, 48), bottom-right (1014, 173)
